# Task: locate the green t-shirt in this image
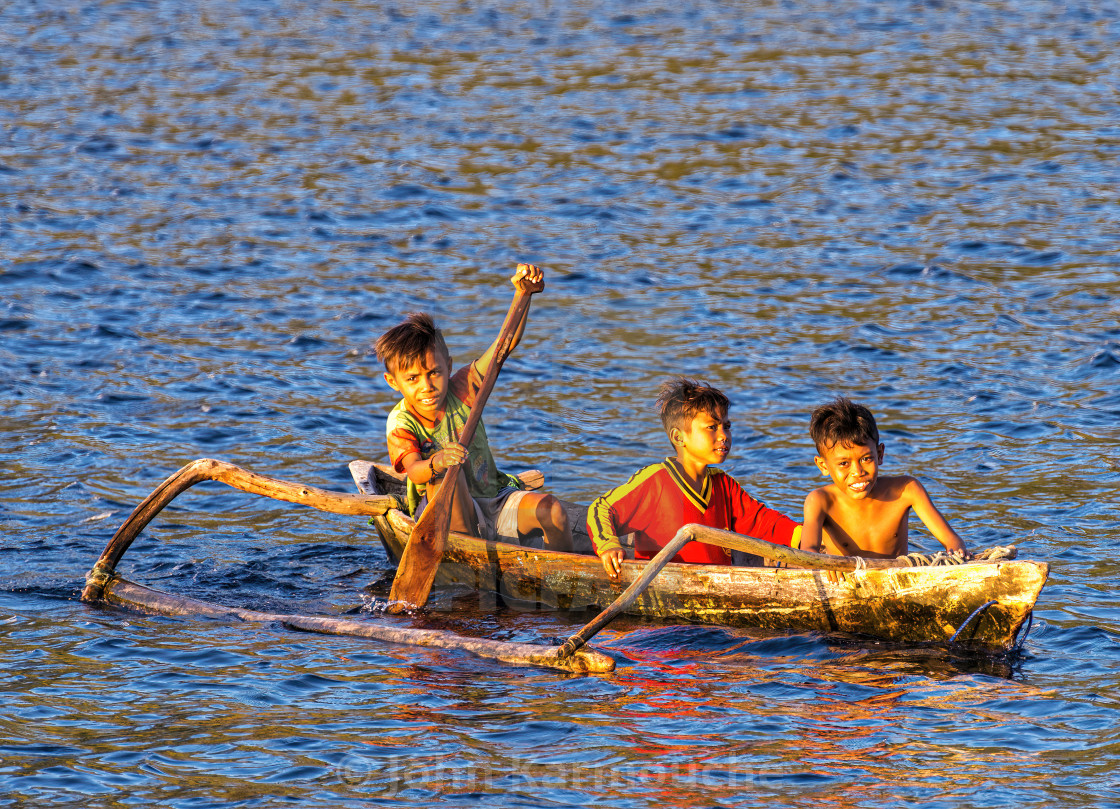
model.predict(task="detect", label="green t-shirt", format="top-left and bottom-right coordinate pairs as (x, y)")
top-left (385, 362), bottom-right (522, 518)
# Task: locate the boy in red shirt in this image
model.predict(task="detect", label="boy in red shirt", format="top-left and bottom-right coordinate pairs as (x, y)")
top-left (587, 378), bottom-right (802, 579)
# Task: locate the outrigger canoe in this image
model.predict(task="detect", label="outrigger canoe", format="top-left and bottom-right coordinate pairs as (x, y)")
top-left (352, 461), bottom-right (1048, 651)
top-left (79, 456), bottom-right (1048, 672)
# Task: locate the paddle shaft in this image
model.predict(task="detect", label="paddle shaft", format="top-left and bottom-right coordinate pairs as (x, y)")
top-left (557, 526), bottom-right (697, 658)
top-left (387, 289), bottom-right (535, 610)
top-left (557, 523), bottom-right (917, 659)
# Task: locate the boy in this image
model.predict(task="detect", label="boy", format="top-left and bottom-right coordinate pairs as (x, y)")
top-left (801, 397), bottom-right (969, 559)
top-left (374, 263), bottom-right (572, 552)
top-left (587, 377), bottom-right (802, 580)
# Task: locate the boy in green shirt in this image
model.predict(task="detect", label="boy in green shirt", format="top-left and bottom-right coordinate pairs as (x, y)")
top-left (374, 264), bottom-right (572, 551)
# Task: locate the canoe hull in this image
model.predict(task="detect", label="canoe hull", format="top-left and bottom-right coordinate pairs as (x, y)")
top-left (372, 508), bottom-right (1048, 651)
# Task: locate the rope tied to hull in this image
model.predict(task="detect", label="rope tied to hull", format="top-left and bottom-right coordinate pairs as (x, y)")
top-left (1013, 611), bottom-right (1035, 651)
top-left (897, 545), bottom-right (1017, 568)
top-left (949, 599), bottom-right (999, 645)
top-left (83, 563), bottom-right (117, 601)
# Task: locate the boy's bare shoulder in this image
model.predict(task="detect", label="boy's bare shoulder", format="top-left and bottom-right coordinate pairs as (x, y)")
top-left (806, 483), bottom-right (840, 507)
top-left (875, 474), bottom-right (923, 499)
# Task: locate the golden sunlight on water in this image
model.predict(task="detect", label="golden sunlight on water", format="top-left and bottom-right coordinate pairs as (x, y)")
top-left (2, 0), bottom-right (1120, 806)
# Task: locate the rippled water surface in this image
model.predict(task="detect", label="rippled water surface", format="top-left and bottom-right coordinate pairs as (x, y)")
top-left (3, 0), bottom-right (1120, 806)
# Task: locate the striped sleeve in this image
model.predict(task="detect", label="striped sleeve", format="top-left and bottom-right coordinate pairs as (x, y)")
top-left (586, 464), bottom-right (662, 557)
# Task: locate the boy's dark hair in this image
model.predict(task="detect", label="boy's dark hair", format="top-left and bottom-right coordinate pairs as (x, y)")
top-left (657, 377), bottom-right (730, 437)
top-left (374, 312), bottom-right (451, 374)
top-left (810, 397), bottom-right (880, 452)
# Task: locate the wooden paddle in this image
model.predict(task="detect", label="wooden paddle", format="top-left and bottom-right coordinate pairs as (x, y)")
top-left (387, 281), bottom-right (540, 611)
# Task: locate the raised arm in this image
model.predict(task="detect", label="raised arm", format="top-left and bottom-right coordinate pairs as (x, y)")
top-left (905, 478), bottom-right (968, 556)
top-left (474, 263), bottom-right (545, 379)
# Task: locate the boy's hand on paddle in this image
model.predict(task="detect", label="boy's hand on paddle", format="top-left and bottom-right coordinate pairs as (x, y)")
top-left (512, 263), bottom-right (545, 295)
top-left (433, 442), bottom-right (468, 475)
top-left (600, 548), bottom-right (624, 581)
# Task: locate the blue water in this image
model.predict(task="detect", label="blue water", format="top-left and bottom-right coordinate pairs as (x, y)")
top-left (3, 0), bottom-right (1120, 806)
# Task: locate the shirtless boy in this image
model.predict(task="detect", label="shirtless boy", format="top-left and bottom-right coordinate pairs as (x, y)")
top-left (801, 397), bottom-right (969, 559)
top-left (374, 264), bottom-right (572, 552)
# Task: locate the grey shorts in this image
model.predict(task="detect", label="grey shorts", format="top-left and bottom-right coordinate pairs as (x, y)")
top-left (417, 486), bottom-right (530, 544)
top-left (476, 487), bottom-right (530, 543)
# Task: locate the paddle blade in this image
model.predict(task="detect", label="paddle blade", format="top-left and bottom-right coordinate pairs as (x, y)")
top-left (387, 485), bottom-right (455, 611)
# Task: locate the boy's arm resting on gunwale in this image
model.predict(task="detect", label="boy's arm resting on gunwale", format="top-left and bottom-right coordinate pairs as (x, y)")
top-left (587, 493), bottom-right (623, 557)
top-left (586, 464), bottom-right (663, 558)
top-left (587, 493), bottom-right (627, 580)
top-left (905, 477), bottom-right (969, 556)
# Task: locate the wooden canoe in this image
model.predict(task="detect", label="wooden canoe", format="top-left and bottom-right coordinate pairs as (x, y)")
top-left (352, 461), bottom-right (1048, 651)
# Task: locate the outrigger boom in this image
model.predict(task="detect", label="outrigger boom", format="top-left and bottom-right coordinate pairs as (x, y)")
top-left (81, 458), bottom-right (615, 674)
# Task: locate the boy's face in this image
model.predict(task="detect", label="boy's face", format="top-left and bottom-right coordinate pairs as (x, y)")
top-left (671, 409), bottom-right (732, 468)
top-left (815, 439), bottom-right (885, 500)
top-left (383, 348), bottom-right (452, 420)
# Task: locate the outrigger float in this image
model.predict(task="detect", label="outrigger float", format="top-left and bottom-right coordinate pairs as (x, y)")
top-left (82, 458), bottom-right (1048, 674)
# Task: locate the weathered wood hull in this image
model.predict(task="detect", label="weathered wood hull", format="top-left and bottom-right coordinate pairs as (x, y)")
top-left (370, 509), bottom-right (1046, 650)
top-left (353, 461), bottom-right (1047, 650)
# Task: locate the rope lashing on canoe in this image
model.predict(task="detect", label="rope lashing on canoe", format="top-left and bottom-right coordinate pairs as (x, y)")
top-left (1013, 611), bottom-right (1035, 651)
top-left (84, 564), bottom-right (116, 597)
top-left (896, 545), bottom-right (1018, 567)
top-left (949, 600), bottom-right (998, 644)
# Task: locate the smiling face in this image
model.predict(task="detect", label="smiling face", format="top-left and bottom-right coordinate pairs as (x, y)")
top-left (672, 409), bottom-right (732, 470)
top-left (383, 348), bottom-right (452, 421)
top-left (815, 439), bottom-right (885, 500)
